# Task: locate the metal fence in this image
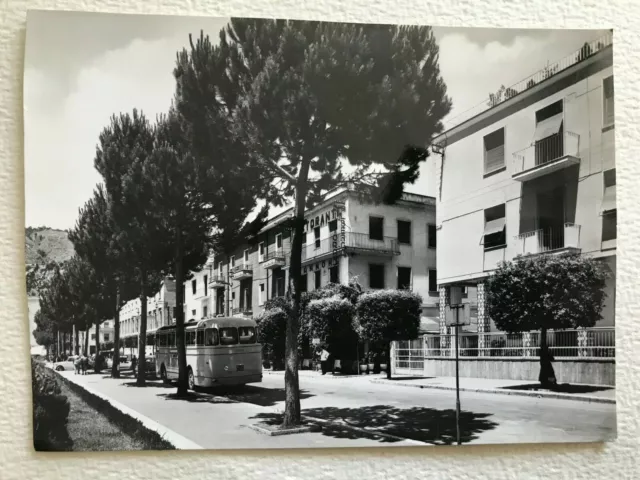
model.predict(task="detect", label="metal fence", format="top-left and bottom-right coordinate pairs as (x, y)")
top-left (302, 232), bottom-right (399, 263)
top-left (420, 328), bottom-right (615, 359)
top-left (512, 132), bottom-right (580, 175)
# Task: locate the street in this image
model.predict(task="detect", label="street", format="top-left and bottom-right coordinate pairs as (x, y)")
top-left (60, 370), bottom-right (616, 449)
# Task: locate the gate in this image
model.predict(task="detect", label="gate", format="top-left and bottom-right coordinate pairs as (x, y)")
top-left (393, 338), bottom-right (425, 375)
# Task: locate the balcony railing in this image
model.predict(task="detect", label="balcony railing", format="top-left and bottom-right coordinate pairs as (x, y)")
top-left (515, 223), bottom-right (581, 256)
top-left (302, 231), bottom-right (399, 263)
top-left (512, 132), bottom-right (580, 180)
top-left (230, 264), bottom-right (253, 279)
top-left (418, 328), bottom-right (615, 360)
top-left (260, 249), bottom-right (288, 269)
top-left (232, 306), bottom-right (253, 316)
top-left (209, 274), bottom-right (226, 287)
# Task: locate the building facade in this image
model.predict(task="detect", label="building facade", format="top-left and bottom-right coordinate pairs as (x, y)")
top-left (209, 186), bottom-right (438, 322)
top-left (183, 258), bottom-right (214, 322)
top-left (402, 33), bottom-right (615, 385)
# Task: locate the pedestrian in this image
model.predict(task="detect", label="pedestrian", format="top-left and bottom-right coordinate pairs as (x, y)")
top-left (81, 352), bottom-right (88, 375)
top-left (131, 355), bottom-right (138, 376)
top-left (74, 355), bottom-right (81, 375)
top-left (320, 347), bottom-right (330, 375)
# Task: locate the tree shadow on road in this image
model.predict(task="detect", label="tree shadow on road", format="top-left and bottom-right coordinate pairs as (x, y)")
top-left (206, 386), bottom-right (314, 407)
top-left (501, 383), bottom-right (613, 394)
top-left (250, 405), bottom-right (497, 445)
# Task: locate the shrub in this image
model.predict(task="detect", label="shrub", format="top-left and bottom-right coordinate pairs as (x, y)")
top-left (32, 359), bottom-right (72, 451)
top-left (356, 289), bottom-right (422, 378)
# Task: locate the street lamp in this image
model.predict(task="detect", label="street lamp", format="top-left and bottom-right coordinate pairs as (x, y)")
top-left (446, 285), bottom-right (467, 446)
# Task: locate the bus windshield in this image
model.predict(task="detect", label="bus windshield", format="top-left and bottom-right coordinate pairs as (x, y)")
top-left (219, 327), bottom-right (238, 345)
top-left (238, 326), bottom-right (257, 344)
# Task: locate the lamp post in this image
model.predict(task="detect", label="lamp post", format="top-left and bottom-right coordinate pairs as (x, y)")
top-left (447, 285), bottom-right (466, 446)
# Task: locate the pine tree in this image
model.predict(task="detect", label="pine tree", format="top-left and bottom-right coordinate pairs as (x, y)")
top-left (94, 110), bottom-right (167, 386)
top-left (177, 20), bottom-right (451, 426)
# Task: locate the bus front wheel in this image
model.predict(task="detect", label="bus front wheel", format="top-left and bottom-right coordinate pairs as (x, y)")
top-left (161, 365), bottom-right (170, 384)
top-left (187, 367), bottom-right (195, 390)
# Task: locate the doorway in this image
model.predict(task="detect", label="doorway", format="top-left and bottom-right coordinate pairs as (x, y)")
top-left (536, 186), bottom-right (565, 250)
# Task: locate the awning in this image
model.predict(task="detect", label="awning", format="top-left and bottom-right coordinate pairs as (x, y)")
top-left (602, 185), bottom-right (616, 212)
top-left (533, 114), bottom-right (563, 142)
top-left (483, 217), bottom-right (506, 236)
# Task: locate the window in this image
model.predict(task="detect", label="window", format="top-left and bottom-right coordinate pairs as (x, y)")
top-left (428, 270), bottom-right (437, 293)
top-left (231, 292), bottom-right (236, 305)
top-left (197, 330), bottom-right (204, 345)
top-left (192, 280), bottom-right (197, 295)
top-left (329, 219), bottom-right (337, 232)
top-left (482, 204), bottom-right (506, 250)
top-left (205, 328), bottom-right (219, 346)
top-left (159, 334), bottom-right (167, 347)
top-left (428, 224), bottom-right (437, 248)
top-left (397, 220), bottom-right (412, 245)
top-left (218, 262), bottom-right (223, 276)
top-left (534, 100), bottom-right (564, 165)
top-left (275, 234), bottom-right (283, 251)
top-left (314, 227), bottom-right (321, 249)
top-left (603, 76), bottom-right (614, 126)
top-left (186, 331), bottom-right (196, 346)
top-left (602, 211), bottom-right (617, 242)
top-left (203, 306), bottom-right (208, 318)
top-left (169, 332), bottom-right (176, 347)
top-left (602, 168), bottom-right (616, 212)
top-left (204, 275), bottom-right (208, 296)
top-left (397, 267), bottom-right (412, 290)
top-left (369, 264), bottom-right (385, 289)
top-left (243, 249), bottom-right (249, 265)
top-left (191, 309), bottom-right (196, 317)
top-left (238, 327), bottom-right (257, 344)
top-left (230, 255), bottom-right (235, 268)
top-left (220, 327), bottom-right (239, 345)
top-left (259, 242), bottom-right (265, 262)
top-left (300, 274), bottom-right (308, 293)
top-left (462, 286), bottom-right (469, 298)
top-left (91, 334), bottom-right (96, 340)
top-left (330, 265), bottom-right (339, 284)
top-left (369, 216), bottom-right (384, 240)
top-left (483, 128), bottom-right (505, 174)
top-left (104, 333), bottom-right (110, 342)
top-left (314, 269), bottom-right (321, 289)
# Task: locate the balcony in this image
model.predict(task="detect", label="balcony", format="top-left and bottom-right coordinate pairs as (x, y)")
top-left (232, 306), bottom-right (253, 316)
top-left (261, 249), bottom-right (287, 269)
top-left (209, 274), bottom-right (226, 288)
top-left (512, 132), bottom-right (580, 182)
top-left (301, 232), bottom-right (399, 264)
top-left (230, 264), bottom-right (253, 280)
top-left (514, 223), bottom-right (581, 257)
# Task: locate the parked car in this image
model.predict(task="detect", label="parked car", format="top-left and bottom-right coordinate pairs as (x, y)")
top-left (106, 355), bottom-right (133, 371)
top-left (53, 356), bottom-right (78, 371)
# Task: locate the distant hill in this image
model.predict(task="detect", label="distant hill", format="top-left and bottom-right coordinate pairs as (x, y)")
top-left (25, 227), bottom-right (75, 296)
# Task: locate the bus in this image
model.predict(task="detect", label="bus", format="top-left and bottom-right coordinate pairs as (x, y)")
top-left (155, 316), bottom-right (262, 389)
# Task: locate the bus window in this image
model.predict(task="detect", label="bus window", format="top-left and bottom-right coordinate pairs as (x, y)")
top-left (205, 328), bottom-right (219, 346)
top-left (197, 330), bottom-right (204, 346)
top-left (238, 327), bottom-right (256, 344)
top-left (186, 331), bottom-right (196, 346)
top-left (169, 332), bottom-right (176, 347)
top-left (157, 334), bottom-right (164, 347)
top-left (220, 328), bottom-right (238, 346)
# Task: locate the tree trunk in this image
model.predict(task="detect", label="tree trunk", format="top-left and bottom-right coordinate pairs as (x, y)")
top-left (111, 287), bottom-right (121, 378)
top-left (175, 233), bottom-right (189, 396)
top-left (94, 321), bottom-right (101, 373)
top-left (538, 327), bottom-right (557, 389)
top-left (137, 271), bottom-right (147, 386)
top-left (74, 326), bottom-right (79, 355)
top-left (283, 159), bottom-right (311, 428)
top-left (225, 259), bottom-right (230, 317)
top-left (386, 342), bottom-right (392, 380)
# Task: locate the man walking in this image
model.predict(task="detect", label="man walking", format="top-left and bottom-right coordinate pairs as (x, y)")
top-left (320, 347), bottom-right (330, 375)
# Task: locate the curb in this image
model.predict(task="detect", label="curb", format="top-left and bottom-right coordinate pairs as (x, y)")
top-left (265, 371), bottom-right (386, 380)
top-left (370, 379), bottom-right (616, 405)
top-left (56, 372), bottom-right (203, 450)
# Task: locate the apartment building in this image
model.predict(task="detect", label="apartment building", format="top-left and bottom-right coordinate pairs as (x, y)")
top-left (183, 258), bottom-right (214, 321)
top-left (415, 33), bottom-right (616, 385)
top-left (210, 185), bottom-right (438, 320)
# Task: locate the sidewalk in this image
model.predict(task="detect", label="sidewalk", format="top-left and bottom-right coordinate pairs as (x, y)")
top-left (371, 375), bottom-right (616, 404)
top-left (58, 371), bottom-right (421, 450)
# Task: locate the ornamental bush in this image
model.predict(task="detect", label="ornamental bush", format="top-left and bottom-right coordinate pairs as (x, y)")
top-left (356, 289), bottom-right (422, 378)
top-left (32, 359), bottom-right (72, 451)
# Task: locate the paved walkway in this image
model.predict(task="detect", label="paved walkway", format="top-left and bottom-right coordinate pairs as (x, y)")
top-left (370, 375), bottom-right (616, 403)
top-left (58, 371), bottom-right (419, 450)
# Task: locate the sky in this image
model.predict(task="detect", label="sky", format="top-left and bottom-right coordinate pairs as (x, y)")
top-left (23, 10), bottom-right (608, 230)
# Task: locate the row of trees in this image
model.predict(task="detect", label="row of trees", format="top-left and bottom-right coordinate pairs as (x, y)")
top-left (256, 281), bottom-right (422, 380)
top-left (33, 19), bottom-right (451, 426)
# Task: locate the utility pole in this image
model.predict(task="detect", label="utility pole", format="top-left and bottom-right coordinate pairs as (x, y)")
top-left (447, 285), bottom-right (465, 446)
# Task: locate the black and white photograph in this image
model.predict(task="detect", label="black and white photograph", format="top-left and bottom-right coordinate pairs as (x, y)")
top-left (25, 10), bottom-right (616, 451)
